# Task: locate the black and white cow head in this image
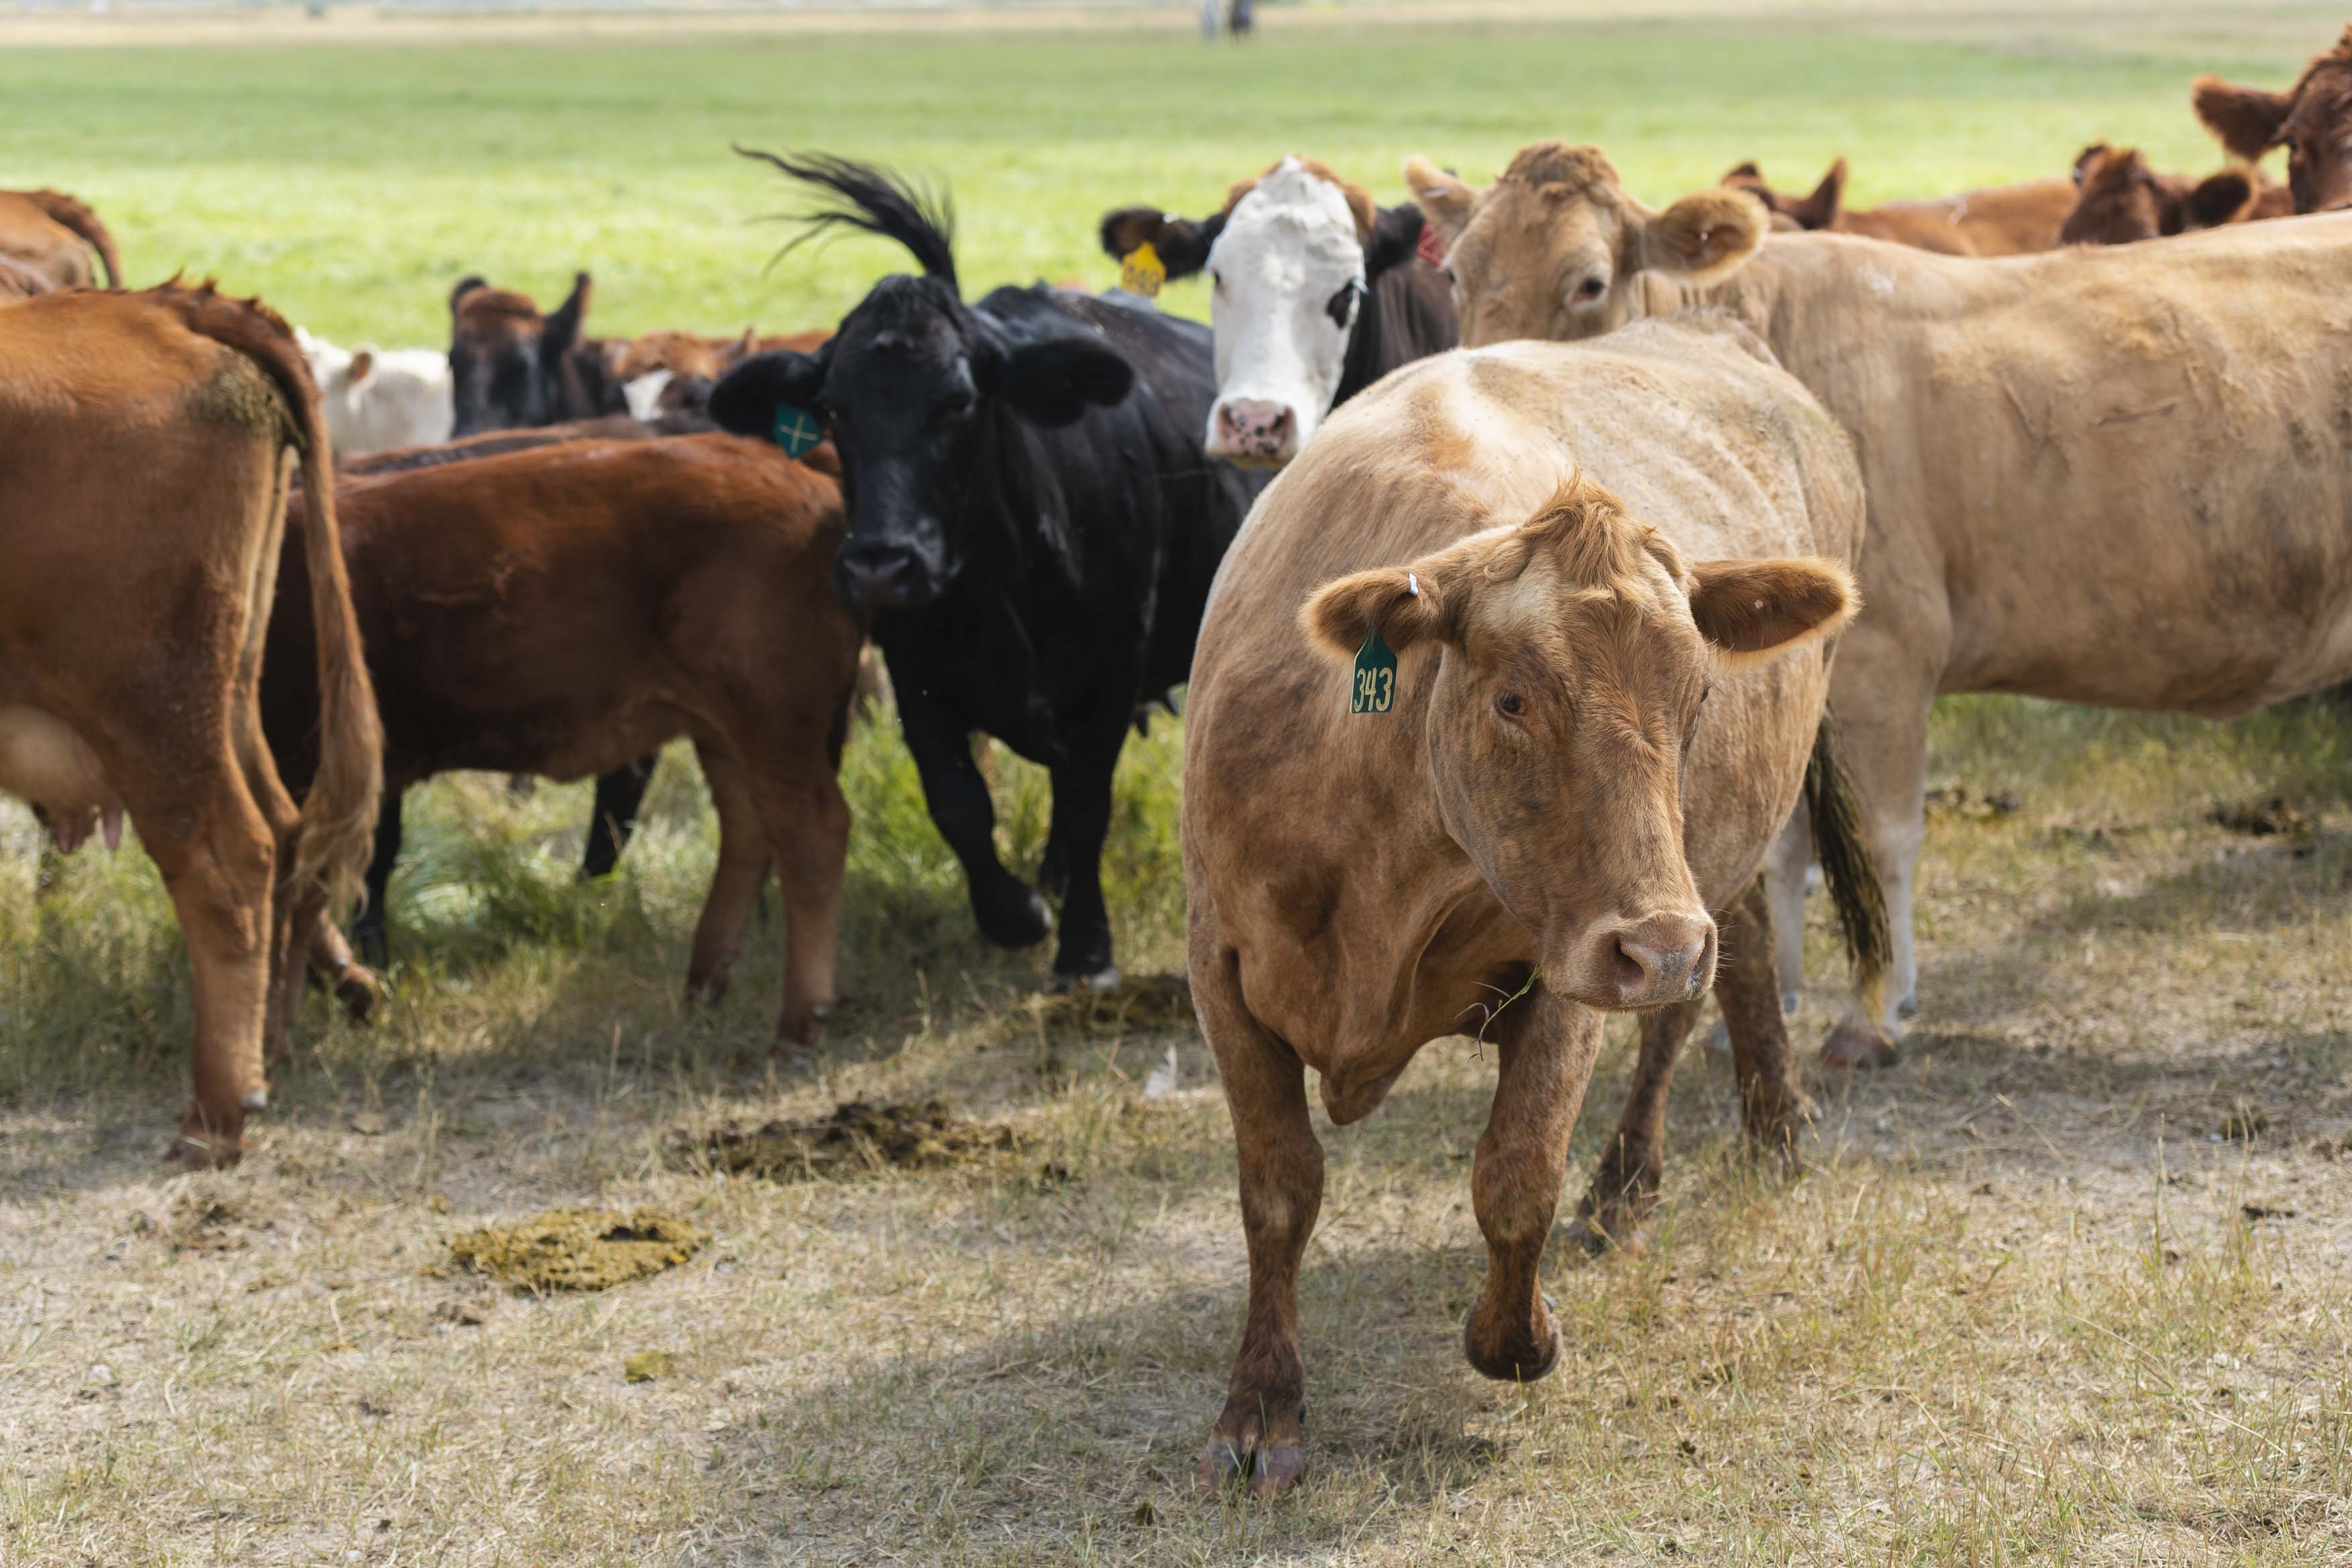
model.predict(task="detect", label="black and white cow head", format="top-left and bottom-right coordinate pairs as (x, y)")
top-left (1100, 156), bottom-right (1426, 467)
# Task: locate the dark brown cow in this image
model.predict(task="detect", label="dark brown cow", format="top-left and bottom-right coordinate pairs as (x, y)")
top-left (1722, 158), bottom-right (2074, 255)
top-left (2058, 141), bottom-right (2290, 245)
top-left (0, 188), bottom-right (123, 288)
top-left (2194, 27), bottom-right (2352, 213)
top-left (263, 434), bottom-right (863, 1048)
top-left (0, 283), bottom-right (381, 1163)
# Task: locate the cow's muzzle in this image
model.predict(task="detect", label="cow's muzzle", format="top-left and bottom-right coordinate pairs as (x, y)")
top-left (1556, 909), bottom-right (1718, 1010)
top-left (1208, 398), bottom-right (1299, 467)
top-left (834, 540), bottom-right (942, 613)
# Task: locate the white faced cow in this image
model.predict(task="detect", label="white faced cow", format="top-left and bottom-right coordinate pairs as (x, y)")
top-left (296, 327), bottom-right (455, 457)
top-left (1098, 156), bottom-right (1454, 467)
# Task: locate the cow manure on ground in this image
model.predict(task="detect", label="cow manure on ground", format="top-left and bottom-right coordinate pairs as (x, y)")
top-left (1926, 784), bottom-right (2021, 821)
top-left (2210, 795), bottom-right (2312, 838)
top-left (1024, 972), bottom-right (1193, 1032)
top-left (676, 1099), bottom-right (1028, 1181)
top-left (447, 1208), bottom-right (708, 1292)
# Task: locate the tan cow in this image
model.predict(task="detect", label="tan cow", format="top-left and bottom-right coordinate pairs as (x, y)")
top-left (1183, 317), bottom-right (1865, 1494)
top-left (0, 187), bottom-right (123, 289)
top-left (1722, 158), bottom-right (2074, 255)
top-left (1411, 139), bottom-right (2352, 1065)
top-left (0, 283), bottom-right (382, 1163)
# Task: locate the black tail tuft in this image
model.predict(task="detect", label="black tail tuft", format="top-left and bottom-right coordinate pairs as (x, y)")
top-left (735, 147), bottom-right (957, 292)
top-left (1804, 707), bottom-right (1891, 985)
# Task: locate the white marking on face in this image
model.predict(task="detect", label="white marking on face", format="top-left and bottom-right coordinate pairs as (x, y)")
top-left (1203, 158), bottom-right (1368, 467)
top-left (623, 369), bottom-right (674, 422)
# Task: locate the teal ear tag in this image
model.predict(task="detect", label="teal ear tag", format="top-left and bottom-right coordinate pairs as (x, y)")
top-left (771, 404), bottom-right (823, 459)
top-left (1350, 628), bottom-right (1398, 715)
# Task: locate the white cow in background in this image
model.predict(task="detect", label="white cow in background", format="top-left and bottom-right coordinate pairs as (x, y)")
top-left (296, 326), bottom-right (454, 457)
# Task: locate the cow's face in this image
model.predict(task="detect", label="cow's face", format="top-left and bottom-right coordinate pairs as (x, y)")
top-left (1302, 478), bottom-right (1853, 1010)
top-left (1407, 143), bottom-right (1769, 348)
top-left (447, 273), bottom-right (591, 436)
top-left (2060, 143), bottom-right (2258, 245)
top-left (2196, 32), bottom-right (2352, 214)
top-left (710, 275), bottom-right (1133, 613)
top-left (1199, 162), bottom-right (1429, 467)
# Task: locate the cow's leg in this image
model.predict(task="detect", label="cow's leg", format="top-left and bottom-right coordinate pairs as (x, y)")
top-left (304, 913), bottom-right (382, 1022)
top-left (148, 764), bottom-right (280, 1167)
top-left (351, 788), bottom-right (404, 969)
top-left (683, 738), bottom-right (772, 1010)
top-left (1764, 806), bottom-right (1814, 1016)
top-left (1043, 733), bottom-right (1123, 989)
top-left (1718, 877), bottom-right (1815, 1164)
top-left (1193, 941), bottom-right (1323, 1497)
top-left (898, 690), bottom-right (1048, 949)
top-left (235, 708), bottom-right (312, 1063)
top-left (579, 752), bottom-right (658, 882)
top-left (1465, 985), bottom-right (1602, 1382)
top-left (1562, 997), bottom-right (1702, 1257)
top-left (742, 743), bottom-right (850, 1053)
top-left (1816, 670), bottom-right (1932, 1069)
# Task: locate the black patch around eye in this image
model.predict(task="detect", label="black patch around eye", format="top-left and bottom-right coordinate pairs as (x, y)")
top-left (1326, 280), bottom-right (1363, 329)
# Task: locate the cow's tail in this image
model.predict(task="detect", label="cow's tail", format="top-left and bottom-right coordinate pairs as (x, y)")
top-left (27, 188), bottom-right (122, 287)
top-left (159, 281), bottom-right (384, 924)
top-left (1803, 705), bottom-right (1890, 1019)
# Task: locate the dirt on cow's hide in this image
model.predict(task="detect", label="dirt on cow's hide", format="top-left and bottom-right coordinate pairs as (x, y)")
top-left (676, 1099), bottom-right (1028, 1181)
top-left (447, 1208), bottom-right (709, 1292)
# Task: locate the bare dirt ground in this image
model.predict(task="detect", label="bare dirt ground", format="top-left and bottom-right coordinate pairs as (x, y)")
top-left (3, 699), bottom-right (2348, 1565)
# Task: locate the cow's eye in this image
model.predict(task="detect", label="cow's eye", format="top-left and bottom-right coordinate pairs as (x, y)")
top-left (1326, 280), bottom-right (1362, 329)
top-left (1576, 276), bottom-right (1606, 300)
top-left (1496, 692), bottom-right (1525, 718)
top-left (1210, 268), bottom-right (1224, 291)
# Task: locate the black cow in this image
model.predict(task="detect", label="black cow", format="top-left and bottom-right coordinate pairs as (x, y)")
top-left (711, 151), bottom-right (1271, 987)
top-left (1097, 157), bottom-right (1457, 466)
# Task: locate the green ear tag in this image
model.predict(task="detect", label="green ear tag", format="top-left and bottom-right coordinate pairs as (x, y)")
top-left (1350, 629), bottom-right (1398, 715)
top-left (771, 404), bottom-right (823, 459)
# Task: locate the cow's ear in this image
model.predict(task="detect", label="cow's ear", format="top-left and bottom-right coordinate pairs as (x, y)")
top-left (1100, 206), bottom-right (1165, 262)
top-left (1722, 160), bottom-right (1764, 182)
top-left (1098, 206), bottom-right (1220, 281)
top-left (1403, 156), bottom-right (1482, 243)
top-left (1301, 560), bottom-right (1457, 661)
top-left (986, 334), bottom-right (1134, 426)
top-left (449, 275), bottom-right (487, 314)
top-left (709, 344), bottom-right (831, 437)
top-left (1364, 204), bottom-right (1425, 282)
top-left (2072, 141), bottom-right (2113, 184)
top-left (2192, 75), bottom-right (2292, 161)
top-left (544, 272), bottom-right (592, 355)
top-left (1789, 158), bottom-right (1846, 231)
top-left (347, 349), bottom-right (373, 385)
top-left (1637, 188), bottom-right (1771, 282)
top-left (1687, 557), bottom-right (1857, 670)
top-left (2186, 168), bottom-right (2258, 229)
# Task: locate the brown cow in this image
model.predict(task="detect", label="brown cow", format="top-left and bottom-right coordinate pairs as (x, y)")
top-left (2059, 141), bottom-right (2290, 245)
top-left (1722, 158), bottom-right (2074, 255)
top-left (2194, 26), bottom-right (2352, 213)
top-left (1412, 138), bottom-right (2352, 1073)
top-left (0, 283), bottom-right (381, 1163)
top-left (0, 188), bottom-right (123, 288)
top-left (0, 255), bottom-right (51, 301)
top-left (263, 434), bottom-right (863, 1048)
top-left (1183, 318), bottom-right (1865, 1494)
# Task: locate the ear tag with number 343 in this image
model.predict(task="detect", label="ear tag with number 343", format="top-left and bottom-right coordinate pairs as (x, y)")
top-left (1350, 571), bottom-right (1415, 715)
top-left (772, 404), bottom-right (823, 460)
top-left (1120, 241), bottom-right (1166, 298)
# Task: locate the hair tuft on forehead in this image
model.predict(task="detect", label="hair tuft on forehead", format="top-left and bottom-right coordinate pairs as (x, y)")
top-left (1222, 156), bottom-right (1378, 244)
top-left (1498, 143), bottom-right (1623, 198)
top-left (1517, 474), bottom-right (1662, 592)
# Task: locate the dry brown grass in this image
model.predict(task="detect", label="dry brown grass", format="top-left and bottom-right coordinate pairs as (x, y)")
top-left (3, 692), bottom-right (2350, 1565)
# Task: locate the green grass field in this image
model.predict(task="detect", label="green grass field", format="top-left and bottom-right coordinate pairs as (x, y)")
top-left (5, 7), bottom-right (2352, 1565)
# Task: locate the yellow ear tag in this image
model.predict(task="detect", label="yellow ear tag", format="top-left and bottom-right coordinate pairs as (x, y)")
top-left (1120, 241), bottom-right (1167, 298)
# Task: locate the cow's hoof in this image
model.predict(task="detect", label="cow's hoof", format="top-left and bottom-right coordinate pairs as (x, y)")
top-left (1048, 963), bottom-right (1120, 996)
top-left (1197, 1435), bottom-right (1305, 1498)
top-left (1564, 1205), bottom-right (1652, 1260)
top-left (1820, 1020), bottom-right (1900, 1071)
top-left (333, 963), bottom-right (384, 1024)
top-left (1464, 1296), bottom-right (1560, 1382)
top-left (167, 1131), bottom-right (243, 1170)
top-left (974, 885), bottom-right (1052, 949)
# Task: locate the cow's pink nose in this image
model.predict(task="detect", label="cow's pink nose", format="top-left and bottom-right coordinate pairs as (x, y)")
top-left (1592, 912), bottom-right (1716, 1008)
top-left (1214, 398), bottom-right (1295, 457)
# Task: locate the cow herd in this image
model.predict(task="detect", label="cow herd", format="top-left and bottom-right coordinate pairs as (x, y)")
top-left (5, 23), bottom-right (2352, 1498)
